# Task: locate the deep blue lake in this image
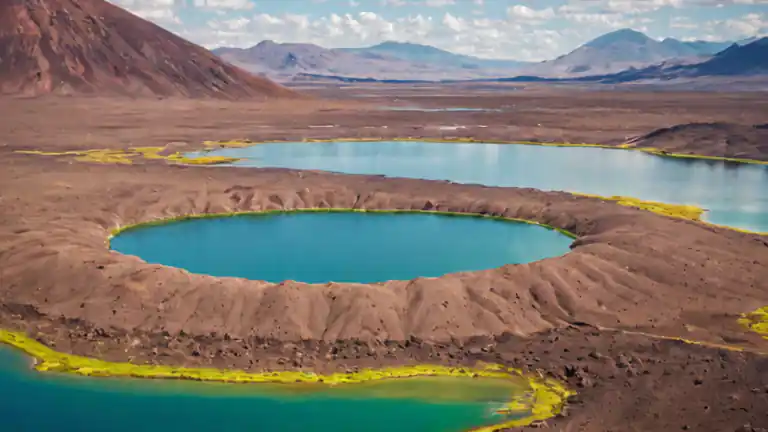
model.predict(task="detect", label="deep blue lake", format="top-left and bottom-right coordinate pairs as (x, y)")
top-left (189, 141), bottom-right (768, 232)
top-left (110, 212), bottom-right (572, 283)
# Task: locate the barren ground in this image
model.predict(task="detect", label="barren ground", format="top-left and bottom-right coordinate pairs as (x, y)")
top-left (1, 86), bottom-right (768, 431)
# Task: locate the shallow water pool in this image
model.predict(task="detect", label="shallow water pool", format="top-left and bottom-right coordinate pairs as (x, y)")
top-left (189, 141), bottom-right (768, 232)
top-left (0, 347), bottom-right (531, 432)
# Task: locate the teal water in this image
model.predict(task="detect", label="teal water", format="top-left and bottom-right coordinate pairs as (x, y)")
top-left (0, 347), bottom-right (530, 432)
top-left (110, 212), bottom-right (572, 283)
top-left (189, 141), bottom-right (768, 232)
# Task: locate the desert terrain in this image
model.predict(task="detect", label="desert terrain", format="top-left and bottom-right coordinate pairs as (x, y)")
top-left (1, 88), bottom-right (768, 432)
top-left (2, 0), bottom-right (768, 430)
top-left (4, 86), bottom-right (768, 160)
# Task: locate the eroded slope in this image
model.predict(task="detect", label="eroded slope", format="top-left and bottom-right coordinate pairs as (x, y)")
top-left (0, 158), bottom-right (766, 352)
top-left (0, 0), bottom-right (300, 98)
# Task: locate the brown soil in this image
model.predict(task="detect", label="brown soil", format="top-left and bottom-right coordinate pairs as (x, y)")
top-left (3, 88), bottom-right (767, 160)
top-left (628, 122), bottom-right (768, 161)
top-left (0, 0), bottom-right (300, 99)
top-left (1, 90), bottom-right (768, 431)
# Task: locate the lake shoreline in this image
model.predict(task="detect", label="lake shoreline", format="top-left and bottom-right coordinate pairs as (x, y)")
top-left (0, 329), bottom-right (572, 431)
top-left (1, 159), bottom-right (767, 429)
top-left (198, 136), bottom-right (768, 166)
top-left (4, 83), bottom-right (768, 432)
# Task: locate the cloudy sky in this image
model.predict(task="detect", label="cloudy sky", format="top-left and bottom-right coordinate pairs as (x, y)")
top-left (111, 0), bottom-right (767, 61)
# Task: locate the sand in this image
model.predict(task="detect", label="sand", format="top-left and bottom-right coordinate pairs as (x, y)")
top-left (1, 89), bottom-right (768, 431)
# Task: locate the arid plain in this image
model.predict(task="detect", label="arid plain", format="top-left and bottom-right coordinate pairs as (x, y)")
top-left (1, 86), bottom-right (768, 431)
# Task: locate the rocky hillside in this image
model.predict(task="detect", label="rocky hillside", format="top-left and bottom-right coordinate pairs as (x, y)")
top-left (523, 29), bottom-right (737, 77)
top-left (0, 0), bottom-right (300, 98)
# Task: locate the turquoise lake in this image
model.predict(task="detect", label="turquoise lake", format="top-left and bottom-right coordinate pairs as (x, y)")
top-left (189, 141), bottom-right (768, 232)
top-left (8, 140), bottom-right (767, 431)
top-left (0, 346), bottom-right (530, 432)
top-left (110, 212), bottom-right (573, 283)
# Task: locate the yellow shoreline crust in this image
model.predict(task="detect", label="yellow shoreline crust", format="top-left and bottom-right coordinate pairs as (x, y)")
top-left (0, 329), bottom-right (573, 431)
top-left (570, 193), bottom-right (767, 236)
top-left (570, 193), bottom-right (705, 221)
top-left (739, 307), bottom-right (768, 340)
top-left (15, 147), bottom-right (241, 165)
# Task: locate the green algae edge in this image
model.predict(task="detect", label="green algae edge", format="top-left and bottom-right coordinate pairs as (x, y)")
top-left (106, 208), bottom-right (579, 247)
top-left (0, 329), bottom-right (573, 431)
top-left (738, 307), bottom-right (768, 340)
top-left (201, 138), bottom-right (768, 166)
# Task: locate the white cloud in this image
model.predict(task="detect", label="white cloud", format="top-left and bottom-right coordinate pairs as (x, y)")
top-left (670, 16), bottom-right (698, 29)
top-left (562, 11), bottom-right (628, 26)
top-left (107, 0), bottom-right (768, 63)
top-left (424, 0), bottom-right (455, 6)
top-left (600, 0), bottom-right (684, 13)
top-left (507, 5), bottom-right (556, 20)
top-left (188, 11), bottom-right (578, 61)
top-left (109, 0), bottom-right (180, 24)
top-left (711, 12), bottom-right (768, 37)
top-left (193, 0), bottom-right (253, 9)
top-left (442, 12), bottom-right (465, 31)
top-left (565, 0), bottom-right (767, 12)
top-left (668, 11), bottom-right (766, 40)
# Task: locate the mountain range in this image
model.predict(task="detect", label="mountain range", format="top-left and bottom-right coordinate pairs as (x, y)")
top-left (592, 37), bottom-right (768, 83)
top-left (0, 0), bottom-right (763, 96)
top-left (521, 28), bottom-right (748, 77)
top-left (337, 41), bottom-right (529, 70)
top-left (212, 29), bottom-right (761, 82)
top-left (0, 0), bottom-right (297, 98)
top-left (211, 40), bottom-right (529, 82)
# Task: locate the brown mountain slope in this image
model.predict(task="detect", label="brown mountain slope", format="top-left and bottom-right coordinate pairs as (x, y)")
top-left (0, 0), bottom-right (300, 98)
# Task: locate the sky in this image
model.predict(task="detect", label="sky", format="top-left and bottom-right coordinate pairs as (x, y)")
top-left (111, 0), bottom-right (767, 61)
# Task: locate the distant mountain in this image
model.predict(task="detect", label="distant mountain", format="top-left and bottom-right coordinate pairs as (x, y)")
top-left (212, 40), bottom-right (351, 74)
top-left (658, 38), bottom-right (733, 56)
top-left (311, 37), bottom-right (768, 89)
top-left (596, 37), bottom-right (768, 83)
top-left (521, 28), bottom-right (743, 78)
top-left (212, 40), bottom-right (527, 81)
top-left (692, 37), bottom-right (768, 75)
top-left (338, 41), bottom-right (529, 70)
top-left (210, 30), bottom-right (764, 85)
top-left (0, 0), bottom-right (297, 98)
